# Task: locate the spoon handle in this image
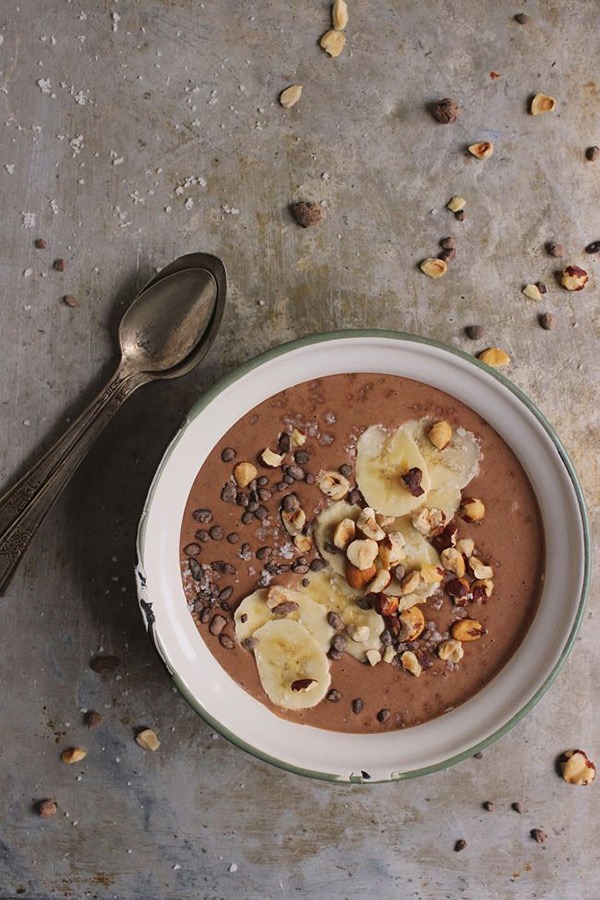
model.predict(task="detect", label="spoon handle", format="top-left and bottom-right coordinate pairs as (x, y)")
top-left (0, 367), bottom-right (148, 593)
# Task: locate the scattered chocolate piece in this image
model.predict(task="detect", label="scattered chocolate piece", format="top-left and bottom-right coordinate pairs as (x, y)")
top-left (257, 475), bottom-right (269, 486)
top-left (531, 828), bottom-right (548, 844)
top-left (90, 654), bottom-right (120, 673)
top-left (291, 678), bottom-right (317, 691)
top-left (377, 708), bottom-right (391, 723)
top-left (242, 637), bottom-right (257, 651)
top-left (310, 558), bottom-right (327, 572)
top-left (183, 542), bottom-right (201, 556)
top-left (256, 546), bottom-right (273, 560)
top-left (440, 237), bottom-right (456, 250)
top-left (272, 601), bottom-right (300, 615)
top-left (63, 294), bottom-right (79, 308)
top-left (304, 472), bottom-right (315, 485)
top-left (295, 450), bottom-right (309, 465)
top-left (254, 505), bottom-right (268, 520)
top-left (327, 610), bottom-right (345, 630)
top-left (221, 447), bottom-right (236, 461)
top-left (327, 689), bottom-right (341, 702)
top-left (454, 839), bottom-right (468, 852)
top-left (220, 482), bottom-right (237, 503)
top-left (209, 526), bottom-right (225, 540)
top-left (514, 13), bottom-right (529, 24)
top-left (431, 98), bottom-right (459, 124)
top-left (539, 312), bottom-right (556, 331)
top-left (473, 751), bottom-right (484, 759)
top-left (84, 710), bottom-right (102, 729)
top-left (585, 146), bottom-right (600, 162)
top-left (347, 489), bottom-right (363, 505)
top-left (278, 432), bottom-right (291, 453)
top-left (188, 558), bottom-right (204, 580)
top-left (200, 607), bottom-right (211, 624)
top-left (209, 614), bottom-right (227, 635)
top-left (290, 201), bottom-right (323, 228)
top-left (219, 634), bottom-right (235, 649)
top-left (483, 801), bottom-right (495, 812)
top-left (454, 209), bottom-right (465, 221)
top-left (546, 241), bottom-right (565, 258)
top-left (535, 281), bottom-right (547, 294)
top-left (53, 258), bottom-right (65, 271)
top-left (585, 240), bottom-right (600, 254)
top-left (192, 508), bottom-right (212, 523)
top-left (34, 238), bottom-right (47, 249)
top-left (241, 511), bottom-right (253, 524)
top-left (282, 493), bottom-right (300, 511)
top-left (439, 247), bottom-right (456, 263)
top-left (401, 467), bottom-right (425, 497)
top-left (512, 802), bottom-right (525, 814)
top-left (226, 533), bottom-right (239, 544)
top-left (195, 529), bottom-right (210, 542)
top-left (37, 799), bottom-right (58, 818)
top-left (351, 698), bottom-right (364, 714)
top-left (218, 586), bottom-right (234, 602)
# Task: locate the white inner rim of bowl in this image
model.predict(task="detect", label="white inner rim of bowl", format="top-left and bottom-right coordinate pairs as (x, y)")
top-left (140, 336), bottom-right (586, 780)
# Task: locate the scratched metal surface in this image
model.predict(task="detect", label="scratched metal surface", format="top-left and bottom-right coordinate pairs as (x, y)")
top-left (0, 1), bottom-right (598, 898)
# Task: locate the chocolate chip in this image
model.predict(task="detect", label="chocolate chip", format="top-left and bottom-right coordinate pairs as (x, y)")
top-left (465, 324), bottom-right (485, 340)
top-left (221, 447), bottom-right (236, 462)
top-left (248, 479), bottom-right (257, 491)
top-left (84, 710), bottom-right (102, 728)
top-left (454, 209), bottom-right (465, 221)
top-left (585, 240), bottom-right (600, 254)
top-left (34, 238), bottom-right (47, 249)
top-left (242, 636), bottom-right (257, 651)
top-left (275, 481), bottom-right (287, 491)
top-left (236, 492), bottom-right (249, 507)
top-left (209, 614), bottom-right (227, 635)
top-left (535, 281), bottom-right (547, 294)
top-left (327, 690), bottom-right (341, 702)
top-left (258, 488), bottom-right (272, 501)
top-left (328, 648), bottom-right (343, 661)
top-left (454, 839), bottom-right (468, 852)
top-left (272, 601), bottom-right (300, 615)
top-left (294, 450), bottom-right (309, 465)
top-left (209, 526), bottom-right (224, 540)
top-left (323, 541), bottom-right (339, 555)
top-left (377, 708), bottom-right (391, 723)
top-left (530, 828), bottom-right (547, 844)
top-left (218, 586), bottom-right (234, 603)
top-left (327, 610), bottom-right (344, 630)
top-left (290, 201), bottom-right (323, 228)
top-left (219, 634), bottom-right (235, 649)
top-left (401, 467), bottom-right (425, 497)
top-left (246, 500), bottom-right (258, 513)
top-left (473, 751), bottom-right (484, 759)
top-left (439, 247), bottom-right (456, 263)
top-left (339, 464), bottom-right (353, 477)
top-left (586, 146), bottom-right (600, 162)
top-left (331, 634), bottom-right (347, 652)
top-left (183, 543), bottom-right (201, 556)
top-left (220, 562), bottom-right (237, 575)
top-left (512, 802), bottom-right (525, 814)
top-left (440, 236), bottom-right (456, 250)
top-left (63, 294), bottom-right (79, 308)
top-left (200, 607), bottom-right (212, 624)
top-left (483, 801), bottom-right (495, 812)
top-left (226, 532), bottom-right (239, 544)
top-left (296, 557), bottom-right (308, 566)
top-left (301, 577), bottom-right (310, 587)
top-left (220, 481), bottom-right (237, 503)
top-left (514, 12), bottom-right (529, 23)
top-left (241, 511), bottom-right (253, 524)
top-left (192, 508), bottom-right (212, 523)
top-left (292, 564), bottom-right (309, 574)
top-left (281, 493), bottom-right (300, 511)
top-left (539, 312), bottom-right (556, 331)
top-left (254, 505), bottom-right (268, 520)
top-left (286, 464), bottom-right (305, 481)
top-left (240, 543), bottom-right (251, 558)
top-left (257, 475), bottom-right (269, 486)
top-left (351, 698), bottom-right (364, 714)
top-left (53, 258), bottom-right (65, 271)
top-left (90, 654), bottom-right (120, 673)
top-left (310, 558), bottom-right (327, 572)
top-left (546, 241), bottom-right (565, 257)
top-left (347, 489), bottom-right (363, 505)
top-left (256, 546), bottom-right (273, 560)
top-left (283, 474), bottom-right (294, 485)
top-left (278, 432), bottom-right (291, 453)
top-left (195, 529), bottom-right (210, 542)
top-left (304, 473), bottom-right (315, 485)
top-left (431, 98), bottom-right (459, 124)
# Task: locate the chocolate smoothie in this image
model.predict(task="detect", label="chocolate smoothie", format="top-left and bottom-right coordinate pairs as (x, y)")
top-left (180, 373), bottom-right (544, 733)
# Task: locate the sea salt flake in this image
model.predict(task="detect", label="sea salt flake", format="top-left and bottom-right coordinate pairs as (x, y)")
top-left (221, 205), bottom-right (239, 215)
top-left (229, 863), bottom-right (238, 873)
top-left (4, 164), bottom-right (15, 174)
top-left (69, 134), bottom-right (84, 156)
top-left (50, 199), bottom-right (59, 214)
top-left (184, 197), bottom-right (193, 210)
top-left (36, 78), bottom-right (52, 94)
top-left (112, 12), bottom-right (120, 31)
top-left (21, 211), bottom-right (36, 228)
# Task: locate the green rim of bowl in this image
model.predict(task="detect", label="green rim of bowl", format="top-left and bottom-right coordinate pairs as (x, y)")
top-left (136, 328), bottom-right (591, 783)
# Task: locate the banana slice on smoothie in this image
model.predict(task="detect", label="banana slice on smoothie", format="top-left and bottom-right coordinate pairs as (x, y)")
top-left (405, 419), bottom-right (480, 491)
top-left (234, 588), bottom-right (334, 650)
top-left (355, 425), bottom-right (431, 516)
top-left (253, 618), bottom-right (331, 710)
top-left (313, 500), bottom-right (362, 575)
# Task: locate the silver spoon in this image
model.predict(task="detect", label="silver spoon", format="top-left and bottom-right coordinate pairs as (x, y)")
top-left (0, 252), bottom-right (226, 593)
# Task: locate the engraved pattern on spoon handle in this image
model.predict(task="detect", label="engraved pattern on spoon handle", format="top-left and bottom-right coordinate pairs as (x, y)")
top-left (0, 368), bottom-right (148, 592)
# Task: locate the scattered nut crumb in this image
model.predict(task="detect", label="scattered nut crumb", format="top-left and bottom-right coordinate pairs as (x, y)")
top-left (37, 799), bottom-right (58, 818)
top-left (431, 98), bottom-right (459, 124)
top-left (439, 247), bottom-right (456, 263)
top-left (530, 93), bottom-right (556, 115)
top-left (420, 258), bottom-right (447, 278)
top-left (512, 801), bottom-right (525, 814)
top-left (279, 84), bottom-right (302, 109)
top-left (290, 201), bottom-right (323, 228)
top-left (546, 241), bottom-right (565, 258)
top-left (454, 839), bottom-right (468, 852)
top-left (530, 828), bottom-right (548, 844)
top-left (585, 146), bottom-right (600, 162)
top-left (53, 258), bottom-right (65, 272)
top-left (135, 728), bottom-right (161, 752)
top-left (468, 141), bottom-right (494, 159)
top-left (514, 13), bottom-right (529, 24)
top-left (61, 747), bottom-right (87, 765)
top-left (539, 312), bottom-right (556, 331)
top-left (454, 209), bottom-right (466, 221)
top-left (522, 283), bottom-right (543, 302)
top-left (561, 265), bottom-right (588, 292)
top-left (465, 325), bottom-right (485, 340)
top-left (440, 237), bottom-right (455, 250)
top-left (84, 710), bottom-right (102, 728)
top-left (478, 347), bottom-right (510, 367)
top-left (63, 294), bottom-right (79, 308)
top-left (332, 0), bottom-right (348, 30)
top-left (34, 238), bottom-right (47, 249)
top-left (320, 29), bottom-right (346, 57)
top-left (560, 749), bottom-right (596, 785)
top-left (447, 196), bottom-right (466, 213)
top-left (483, 801), bottom-right (495, 812)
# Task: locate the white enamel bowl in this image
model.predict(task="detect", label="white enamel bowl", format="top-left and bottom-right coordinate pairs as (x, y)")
top-left (136, 331), bottom-right (589, 782)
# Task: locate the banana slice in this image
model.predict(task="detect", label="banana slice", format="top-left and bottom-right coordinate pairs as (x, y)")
top-left (405, 419), bottom-right (480, 491)
top-left (313, 500), bottom-right (362, 575)
top-left (355, 425), bottom-right (431, 516)
top-left (301, 570), bottom-right (384, 661)
top-left (253, 619), bottom-right (331, 710)
top-left (384, 516), bottom-right (441, 604)
top-left (234, 588), bottom-right (334, 651)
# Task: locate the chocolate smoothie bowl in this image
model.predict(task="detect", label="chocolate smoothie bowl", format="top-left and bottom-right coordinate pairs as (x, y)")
top-left (136, 332), bottom-right (589, 781)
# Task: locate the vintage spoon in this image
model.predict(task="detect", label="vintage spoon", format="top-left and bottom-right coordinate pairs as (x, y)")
top-left (0, 252), bottom-right (226, 593)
